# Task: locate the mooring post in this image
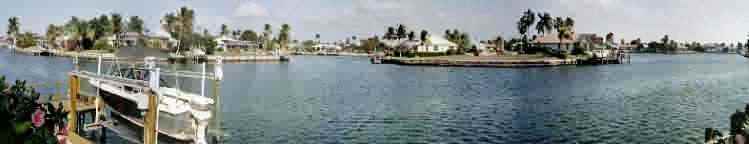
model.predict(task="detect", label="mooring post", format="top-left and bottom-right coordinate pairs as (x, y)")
top-left (144, 56), bottom-right (160, 144)
top-left (211, 56), bottom-right (223, 141)
top-left (143, 89), bottom-right (158, 144)
top-left (201, 62), bottom-right (206, 97)
top-left (67, 74), bottom-right (79, 135)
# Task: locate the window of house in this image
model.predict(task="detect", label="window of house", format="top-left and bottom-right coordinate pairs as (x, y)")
top-left (433, 46), bottom-right (438, 51)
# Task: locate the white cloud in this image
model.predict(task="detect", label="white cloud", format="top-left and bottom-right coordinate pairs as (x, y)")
top-left (234, 1), bottom-right (268, 17)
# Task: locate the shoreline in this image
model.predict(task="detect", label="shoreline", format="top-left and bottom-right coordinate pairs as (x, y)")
top-left (380, 55), bottom-right (625, 68)
top-left (3, 46), bottom-right (290, 63)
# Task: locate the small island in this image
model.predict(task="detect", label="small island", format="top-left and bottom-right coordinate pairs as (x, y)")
top-left (365, 9), bottom-right (629, 68)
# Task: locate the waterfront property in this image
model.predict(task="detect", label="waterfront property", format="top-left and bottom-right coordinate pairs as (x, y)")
top-left (118, 32), bottom-right (142, 47)
top-left (312, 42), bottom-right (343, 55)
top-left (215, 35), bottom-right (258, 53)
top-left (146, 32), bottom-right (176, 50)
top-left (381, 35), bottom-right (458, 53)
top-left (418, 35), bottom-right (457, 53)
top-left (533, 34), bottom-right (576, 52)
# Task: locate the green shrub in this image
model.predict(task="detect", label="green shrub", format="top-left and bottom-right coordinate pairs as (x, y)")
top-left (571, 46), bottom-right (586, 55)
top-left (94, 39), bottom-right (113, 51)
top-left (0, 76), bottom-right (68, 144)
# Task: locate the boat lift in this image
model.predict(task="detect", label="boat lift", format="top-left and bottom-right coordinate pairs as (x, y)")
top-left (67, 55), bottom-right (224, 144)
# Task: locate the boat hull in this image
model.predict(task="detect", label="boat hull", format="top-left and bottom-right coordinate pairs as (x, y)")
top-left (98, 85), bottom-right (197, 142)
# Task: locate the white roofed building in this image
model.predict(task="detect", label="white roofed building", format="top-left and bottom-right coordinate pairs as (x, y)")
top-left (417, 35), bottom-right (456, 53)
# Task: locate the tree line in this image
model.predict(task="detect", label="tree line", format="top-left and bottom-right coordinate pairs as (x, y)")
top-left (6, 6), bottom-right (295, 55)
top-left (514, 9), bottom-right (575, 54)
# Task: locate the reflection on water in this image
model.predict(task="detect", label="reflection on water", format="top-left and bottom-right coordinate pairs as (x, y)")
top-left (3, 48), bottom-right (749, 143)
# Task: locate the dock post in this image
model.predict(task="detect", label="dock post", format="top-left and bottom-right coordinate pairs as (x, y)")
top-left (67, 74), bottom-right (79, 135)
top-left (144, 56), bottom-right (160, 144)
top-left (143, 89), bottom-right (158, 144)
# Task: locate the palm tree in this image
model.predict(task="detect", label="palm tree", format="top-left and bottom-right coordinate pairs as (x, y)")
top-left (517, 9), bottom-right (535, 53)
top-left (178, 6), bottom-right (194, 50)
top-left (220, 24), bottom-right (229, 36)
top-left (396, 24), bottom-right (407, 39)
top-left (420, 30), bottom-right (428, 42)
top-left (7, 17), bottom-right (20, 48)
top-left (386, 27), bottom-right (395, 40)
top-left (553, 17), bottom-right (575, 53)
top-left (263, 24), bottom-right (272, 50)
top-left (535, 12), bottom-right (553, 36)
top-left (279, 24), bottom-right (291, 50)
top-left (45, 24), bottom-right (64, 49)
top-left (495, 36), bottom-right (504, 55)
top-left (111, 13), bottom-right (123, 48)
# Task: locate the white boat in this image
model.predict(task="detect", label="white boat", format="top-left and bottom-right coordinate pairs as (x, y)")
top-left (86, 57), bottom-right (221, 144)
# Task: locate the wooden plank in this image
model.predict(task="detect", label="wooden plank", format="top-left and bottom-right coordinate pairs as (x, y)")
top-left (67, 132), bottom-right (93, 144)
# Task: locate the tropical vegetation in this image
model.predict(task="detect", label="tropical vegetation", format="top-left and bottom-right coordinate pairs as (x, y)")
top-left (0, 76), bottom-right (69, 144)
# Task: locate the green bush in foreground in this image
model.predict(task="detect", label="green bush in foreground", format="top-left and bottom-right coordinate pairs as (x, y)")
top-left (0, 76), bottom-right (68, 144)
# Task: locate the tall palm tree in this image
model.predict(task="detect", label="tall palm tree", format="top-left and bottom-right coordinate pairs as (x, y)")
top-left (386, 27), bottom-right (395, 40)
top-left (111, 13), bottom-right (123, 48)
top-left (7, 17), bottom-right (20, 37)
top-left (178, 6), bottom-right (194, 50)
top-left (315, 33), bottom-right (320, 43)
top-left (264, 24), bottom-right (272, 50)
top-left (396, 24), bottom-right (407, 40)
top-left (279, 24), bottom-right (291, 50)
top-left (220, 24), bottom-right (229, 36)
top-left (535, 12), bottom-right (553, 36)
top-left (420, 30), bottom-right (428, 42)
top-left (7, 17), bottom-right (20, 48)
top-left (553, 17), bottom-right (575, 53)
top-left (517, 9), bottom-right (535, 53)
top-left (45, 24), bottom-right (64, 49)
top-left (495, 36), bottom-right (504, 55)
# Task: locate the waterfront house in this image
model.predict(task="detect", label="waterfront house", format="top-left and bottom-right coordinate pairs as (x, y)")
top-left (146, 31), bottom-right (175, 50)
top-left (118, 32), bottom-right (142, 47)
top-left (214, 35), bottom-right (257, 53)
top-left (533, 34), bottom-right (577, 52)
top-left (61, 35), bottom-right (81, 51)
top-left (417, 35), bottom-right (456, 53)
top-left (313, 43), bottom-right (343, 52)
top-left (576, 33), bottom-right (604, 51)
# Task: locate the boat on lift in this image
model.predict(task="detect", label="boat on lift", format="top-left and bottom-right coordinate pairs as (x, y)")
top-left (87, 56), bottom-right (222, 144)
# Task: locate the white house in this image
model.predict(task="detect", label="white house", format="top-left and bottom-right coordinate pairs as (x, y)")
top-left (146, 30), bottom-right (177, 50)
top-left (417, 36), bottom-right (456, 53)
top-left (215, 35), bottom-right (257, 52)
top-left (312, 43), bottom-right (342, 52)
top-left (118, 32), bottom-right (142, 47)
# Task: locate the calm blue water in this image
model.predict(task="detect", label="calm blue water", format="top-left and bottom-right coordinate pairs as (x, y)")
top-left (2, 47), bottom-right (749, 143)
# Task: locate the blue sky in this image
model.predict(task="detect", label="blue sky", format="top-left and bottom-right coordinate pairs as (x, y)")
top-left (2, 0), bottom-right (749, 43)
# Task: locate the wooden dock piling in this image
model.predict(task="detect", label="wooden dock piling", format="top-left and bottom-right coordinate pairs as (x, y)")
top-left (68, 74), bottom-right (79, 134)
top-left (143, 89), bottom-right (158, 144)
